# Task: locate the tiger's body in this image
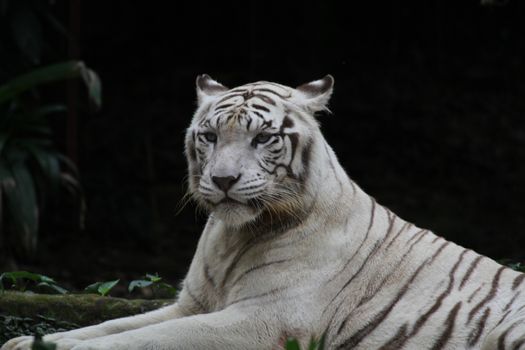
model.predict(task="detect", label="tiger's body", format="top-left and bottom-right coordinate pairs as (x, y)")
top-left (3, 75), bottom-right (525, 350)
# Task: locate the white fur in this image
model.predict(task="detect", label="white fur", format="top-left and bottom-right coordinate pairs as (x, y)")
top-left (3, 76), bottom-right (525, 350)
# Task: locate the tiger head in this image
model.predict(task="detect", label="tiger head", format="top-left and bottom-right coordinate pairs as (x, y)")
top-left (185, 75), bottom-right (334, 227)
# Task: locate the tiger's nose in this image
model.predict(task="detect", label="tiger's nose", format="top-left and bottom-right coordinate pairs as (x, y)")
top-left (212, 175), bottom-right (240, 193)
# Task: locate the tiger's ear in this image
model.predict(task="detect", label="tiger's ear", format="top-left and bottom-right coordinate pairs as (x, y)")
top-left (294, 75), bottom-right (334, 113)
top-left (196, 74), bottom-right (229, 106)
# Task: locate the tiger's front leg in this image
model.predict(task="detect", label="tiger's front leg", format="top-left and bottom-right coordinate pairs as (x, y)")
top-left (65, 306), bottom-right (279, 350)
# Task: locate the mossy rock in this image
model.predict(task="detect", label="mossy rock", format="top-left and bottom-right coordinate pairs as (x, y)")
top-left (0, 291), bottom-right (170, 346)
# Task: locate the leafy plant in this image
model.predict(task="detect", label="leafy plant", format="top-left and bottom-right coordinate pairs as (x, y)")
top-left (507, 262), bottom-right (525, 273)
top-left (285, 335), bottom-right (325, 350)
top-left (31, 335), bottom-right (57, 350)
top-left (0, 61), bottom-right (101, 258)
top-left (0, 271), bottom-right (67, 294)
top-left (499, 260), bottom-right (525, 273)
top-left (128, 273), bottom-right (177, 298)
top-left (84, 279), bottom-right (120, 297)
top-left (0, 314), bottom-right (76, 348)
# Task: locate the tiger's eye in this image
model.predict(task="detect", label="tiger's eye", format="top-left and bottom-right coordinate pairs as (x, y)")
top-left (203, 132), bottom-right (217, 143)
top-left (253, 133), bottom-right (272, 145)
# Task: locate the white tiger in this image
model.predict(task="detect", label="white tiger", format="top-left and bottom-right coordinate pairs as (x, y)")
top-left (3, 75), bottom-right (525, 350)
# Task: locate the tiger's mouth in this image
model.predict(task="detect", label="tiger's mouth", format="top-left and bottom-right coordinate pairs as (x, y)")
top-left (218, 197), bottom-right (244, 205)
top-left (214, 197), bottom-right (257, 212)
top-left (217, 196), bottom-right (244, 204)
top-left (202, 195), bottom-right (248, 208)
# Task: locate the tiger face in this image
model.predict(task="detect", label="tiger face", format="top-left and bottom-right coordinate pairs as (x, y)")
top-left (185, 75), bottom-right (334, 227)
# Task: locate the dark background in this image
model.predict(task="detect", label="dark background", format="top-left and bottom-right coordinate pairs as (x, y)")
top-left (3, 0), bottom-right (525, 292)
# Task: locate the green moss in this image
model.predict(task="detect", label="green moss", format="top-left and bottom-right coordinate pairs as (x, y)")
top-left (0, 291), bottom-right (170, 346)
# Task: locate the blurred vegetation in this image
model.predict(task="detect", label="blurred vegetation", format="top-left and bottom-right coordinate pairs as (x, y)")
top-left (0, 61), bottom-right (101, 262)
top-left (0, 270), bottom-right (174, 346)
top-left (0, 0), bottom-right (101, 265)
top-left (0, 270), bottom-right (176, 299)
top-left (31, 335), bottom-right (58, 350)
top-left (285, 336), bottom-right (325, 350)
top-left (0, 270), bottom-right (66, 294)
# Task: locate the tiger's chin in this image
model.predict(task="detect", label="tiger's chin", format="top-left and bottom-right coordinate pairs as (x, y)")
top-left (212, 201), bottom-right (261, 228)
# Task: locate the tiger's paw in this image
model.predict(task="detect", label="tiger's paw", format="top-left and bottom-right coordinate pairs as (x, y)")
top-left (0, 336), bottom-right (33, 350)
top-left (1, 336), bottom-right (83, 350)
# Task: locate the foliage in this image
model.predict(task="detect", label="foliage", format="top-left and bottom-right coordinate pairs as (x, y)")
top-left (0, 270), bottom-right (177, 298)
top-left (0, 314), bottom-right (77, 347)
top-left (509, 263), bottom-right (525, 273)
top-left (285, 335), bottom-right (325, 350)
top-left (84, 279), bottom-right (119, 297)
top-left (129, 273), bottom-right (177, 298)
top-left (31, 335), bottom-right (57, 350)
top-left (500, 260), bottom-right (525, 273)
top-left (0, 61), bottom-right (101, 258)
top-left (0, 271), bottom-right (67, 294)
top-left (0, 61), bottom-right (101, 106)
top-left (82, 272), bottom-right (178, 298)
top-left (0, 0), bottom-right (102, 261)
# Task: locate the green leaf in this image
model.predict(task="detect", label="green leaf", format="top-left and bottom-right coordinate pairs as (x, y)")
top-left (500, 260), bottom-right (525, 273)
top-left (38, 275), bottom-right (56, 284)
top-left (31, 334), bottom-right (57, 350)
top-left (85, 280), bottom-right (119, 296)
top-left (0, 168), bottom-right (10, 187)
top-left (318, 334), bottom-right (326, 350)
top-left (0, 131), bottom-right (10, 156)
top-left (508, 262), bottom-right (525, 273)
top-left (84, 281), bottom-right (103, 294)
top-left (146, 273), bottom-right (162, 283)
top-left (2, 271), bottom-right (47, 282)
top-left (97, 280), bottom-right (119, 296)
top-left (0, 61), bottom-right (102, 108)
top-left (128, 280), bottom-right (154, 293)
top-left (57, 154), bottom-right (79, 177)
top-left (285, 338), bottom-right (301, 350)
top-left (79, 64), bottom-right (102, 108)
top-left (308, 334), bottom-right (326, 350)
top-left (60, 173), bottom-right (82, 196)
top-left (2, 104), bottom-right (65, 137)
top-left (34, 104), bottom-right (67, 118)
top-left (158, 282), bottom-right (177, 296)
top-left (0, 271), bottom-right (38, 290)
top-left (37, 282), bottom-right (68, 295)
top-left (23, 145), bottom-right (61, 191)
top-left (0, 271), bottom-right (66, 294)
top-left (2, 161), bottom-right (39, 253)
